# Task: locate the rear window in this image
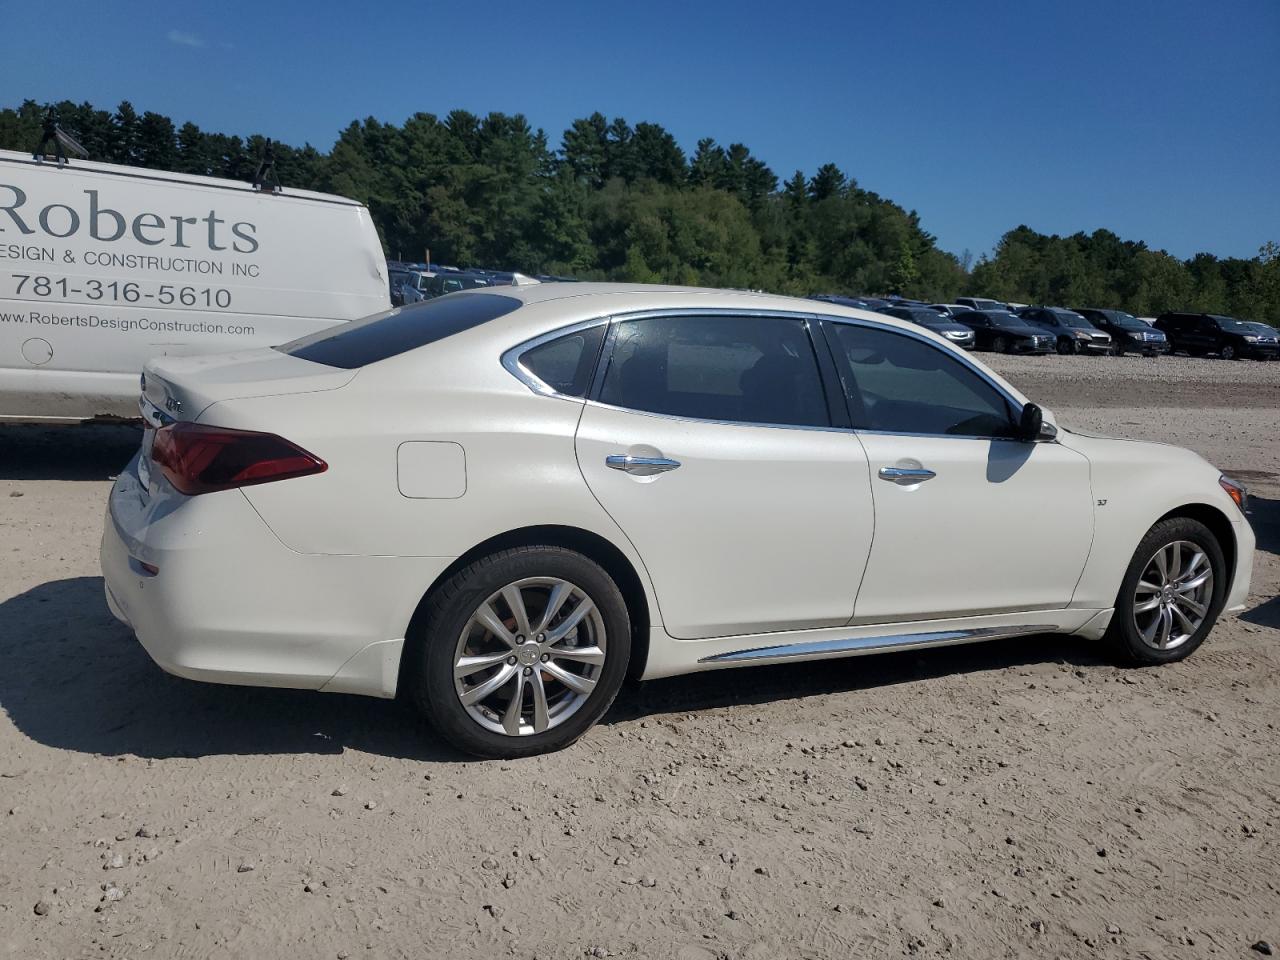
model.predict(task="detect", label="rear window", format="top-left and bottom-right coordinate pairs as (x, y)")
top-left (278, 293), bottom-right (521, 368)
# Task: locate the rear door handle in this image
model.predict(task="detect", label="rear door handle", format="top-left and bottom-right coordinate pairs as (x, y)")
top-left (606, 455), bottom-right (681, 477)
top-left (878, 466), bottom-right (936, 485)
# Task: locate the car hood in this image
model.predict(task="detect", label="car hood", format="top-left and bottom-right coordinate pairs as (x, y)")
top-left (1058, 427), bottom-right (1218, 476)
top-left (994, 324), bottom-right (1045, 336)
top-left (922, 321), bottom-right (972, 335)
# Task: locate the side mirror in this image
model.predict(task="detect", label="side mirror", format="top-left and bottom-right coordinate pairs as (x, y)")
top-left (1018, 403), bottom-right (1044, 442)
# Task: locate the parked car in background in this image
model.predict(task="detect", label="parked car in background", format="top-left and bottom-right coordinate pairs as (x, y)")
top-left (1074, 308), bottom-right (1169, 356)
top-left (102, 283), bottom-right (1254, 758)
top-left (388, 268), bottom-right (413, 306)
top-left (1241, 322), bottom-right (1280, 356)
top-left (1154, 312), bottom-right (1280, 360)
top-left (424, 273), bottom-right (492, 298)
top-left (1015, 307), bottom-right (1112, 355)
top-left (953, 310), bottom-right (1054, 354)
top-left (809, 294), bottom-right (888, 311)
top-left (400, 271), bottom-right (435, 305)
top-left (879, 305), bottom-right (976, 349)
top-left (956, 297), bottom-right (1006, 312)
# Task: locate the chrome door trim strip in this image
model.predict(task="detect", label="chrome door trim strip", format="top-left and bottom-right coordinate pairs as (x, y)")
top-left (697, 623), bottom-right (1057, 665)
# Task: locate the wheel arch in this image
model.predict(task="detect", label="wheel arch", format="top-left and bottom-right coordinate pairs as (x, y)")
top-left (399, 524), bottom-right (654, 695)
top-left (1154, 502), bottom-right (1237, 587)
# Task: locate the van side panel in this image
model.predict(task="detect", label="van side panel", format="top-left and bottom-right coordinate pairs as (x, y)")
top-left (0, 152), bottom-right (388, 420)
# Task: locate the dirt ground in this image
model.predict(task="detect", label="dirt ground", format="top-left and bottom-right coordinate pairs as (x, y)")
top-left (1, 353), bottom-right (1277, 960)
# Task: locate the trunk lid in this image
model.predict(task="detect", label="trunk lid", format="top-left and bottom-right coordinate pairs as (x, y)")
top-left (139, 347), bottom-right (358, 426)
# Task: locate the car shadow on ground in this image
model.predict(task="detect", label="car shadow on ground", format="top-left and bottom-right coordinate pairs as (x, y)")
top-left (1247, 494), bottom-right (1279, 557)
top-left (0, 576), bottom-right (1120, 762)
top-left (0, 424), bottom-right (141, 481)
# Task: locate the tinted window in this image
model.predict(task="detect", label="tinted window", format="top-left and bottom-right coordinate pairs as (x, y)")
top-left (517, 325), bottom-right (606, 397)
top-left (599, 315), bottom-right (828, 427)
top-left (830, 324), bottom-right (1017, 438)
top-left (279, 294), bottom-right (522, 369)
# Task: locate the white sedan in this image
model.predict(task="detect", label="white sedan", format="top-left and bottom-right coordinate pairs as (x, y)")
top-left (101, 284), bottom-right (1255, 757)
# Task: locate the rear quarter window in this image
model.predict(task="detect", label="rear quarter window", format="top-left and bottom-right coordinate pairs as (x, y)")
top-left (278, 293), bottom-right (521, 368)
top-left (516, 326), bottom-right (607, 397)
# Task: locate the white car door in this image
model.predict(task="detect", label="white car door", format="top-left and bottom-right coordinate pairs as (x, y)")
top-left (821, 319), bottom-right (1095, 623)
top-left (574, 312), bottom-right (875, 641)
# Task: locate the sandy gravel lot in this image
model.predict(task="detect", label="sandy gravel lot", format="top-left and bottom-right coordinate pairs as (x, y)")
top-left (1, 353), bottom-right (1277, 960)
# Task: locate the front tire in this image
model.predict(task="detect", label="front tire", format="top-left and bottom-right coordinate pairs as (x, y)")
top-left (410, 546), bottom-right (631, 758)
top-left (1104, 517), bottom-right (1226, 666)
top-left (1057, 338), bottom-right (1076, 356)
top-left (992, 335), bottom-right (1008, 353)
top-left (1220, 344), bottom-right (1238, 360)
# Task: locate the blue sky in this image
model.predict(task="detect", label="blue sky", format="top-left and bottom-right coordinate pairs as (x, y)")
top-left (3, 0), bottom-right (1276, 261)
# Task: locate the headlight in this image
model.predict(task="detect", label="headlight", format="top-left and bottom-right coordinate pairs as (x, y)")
top-left (1219, 474), bottom-right (1248, 513)
top-left (1243, 335), bottom-right (1258, 342)
top-left (1074, 331), bottom-right (1091, 339)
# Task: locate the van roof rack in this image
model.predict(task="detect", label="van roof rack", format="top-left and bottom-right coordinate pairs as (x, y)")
top-left (33, 108), bottom-right (89, 168)
top-left (252, 141), bottom-right (282, 194)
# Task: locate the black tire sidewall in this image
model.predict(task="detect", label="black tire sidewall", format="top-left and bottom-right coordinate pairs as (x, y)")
top-left (1107, 517), bottom-right (1227, 665)
top-left (412, 547), bottom-right (632, 758)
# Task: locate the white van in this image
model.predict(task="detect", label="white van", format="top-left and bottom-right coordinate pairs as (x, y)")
top-left (0, 149), bottom-right (389, 421)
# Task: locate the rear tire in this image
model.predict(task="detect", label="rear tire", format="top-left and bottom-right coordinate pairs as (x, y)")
top-left (1104, 517), bottom-right (1226, 666)
top-left (410, 546), bottom-right (631, 758)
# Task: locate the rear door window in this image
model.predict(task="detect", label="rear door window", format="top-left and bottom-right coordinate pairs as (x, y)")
top-left (598, 314), bottom-right (829, 428)
top-left (278, 294), bottom-right (521, 368)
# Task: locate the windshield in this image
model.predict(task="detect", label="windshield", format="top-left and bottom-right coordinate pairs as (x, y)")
top-left (1211, 316), bottom-right (1252, 333)
top-left (1051, 310), bottom-right (1092, 329)
top-left (1109, 312), bottom-right (1148, 330)
top-left (987, 312), bottom-right (1029, 330)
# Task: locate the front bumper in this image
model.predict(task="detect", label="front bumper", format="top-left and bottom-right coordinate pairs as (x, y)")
top-left (101, 456), bottom-right (451, 698)
top-left (1012, 340), bottom-right (1054, 354)
top-left (1243, 344), bottom-right (1279, 360)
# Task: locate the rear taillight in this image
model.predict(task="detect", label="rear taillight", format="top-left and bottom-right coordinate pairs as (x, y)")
top-left (151, 422), bottom-right (326, 495)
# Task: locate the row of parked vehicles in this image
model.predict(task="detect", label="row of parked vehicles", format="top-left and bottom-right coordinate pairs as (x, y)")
top-left (387, 262), bottom-right (559, 306)
top-left (809, 295), bottom-right (1280, 360)
top-left (388, 267), bottom-right (1280, 363)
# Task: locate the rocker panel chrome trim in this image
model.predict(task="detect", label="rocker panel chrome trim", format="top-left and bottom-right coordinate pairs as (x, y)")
top-left (697, 623), bottom-right (1057, 664)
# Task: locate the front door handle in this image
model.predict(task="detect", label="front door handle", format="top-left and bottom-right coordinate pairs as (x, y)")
top-left (606, 455), bottom-right (681, 477)
top-left (878, 466), bottom-right (936, 485)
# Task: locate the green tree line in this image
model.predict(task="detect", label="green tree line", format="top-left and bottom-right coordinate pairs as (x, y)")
top-left (2, 99), bottom-right (1277, 321)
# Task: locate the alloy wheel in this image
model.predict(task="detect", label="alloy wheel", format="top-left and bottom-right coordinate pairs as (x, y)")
top-left (452, 577), bottom-right (607, 736)
top-left (1221, 344), bottom-right (1236, 360)
top-left (1131, 540), bottom-right (1214, 651)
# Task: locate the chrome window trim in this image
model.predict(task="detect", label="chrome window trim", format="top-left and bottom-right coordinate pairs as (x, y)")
top-left (500, 316), bottom-right (612, 398)
top-left (581, 397), bottom-right (851, 435)
top-left (500, 305), bottom-right (1039, 443)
